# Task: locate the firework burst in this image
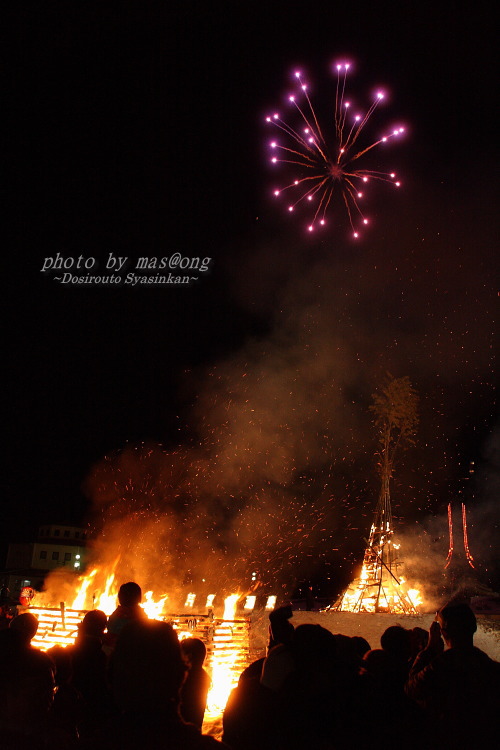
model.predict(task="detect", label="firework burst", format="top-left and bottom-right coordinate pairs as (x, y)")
top-left (266, 63), bottom-right (405, 237)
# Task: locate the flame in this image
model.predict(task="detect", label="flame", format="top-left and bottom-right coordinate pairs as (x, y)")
top-left (95, 572), bottom-right (118, 614)
top-left (223, 594), bottom-right (239, 620)
top-left (205, 594), bottom-right (215, 608)
top-left (70, 558), bottom-right (122, 614)
top-left (407, 588), bottom-right (423, 608)
top-left (141, 590), bottom-right (169, 619)
top-left (27, 572), bottom-right (260, 740)
top-left (29, 606), bottom-right (85, 651)
top-left (184, 592), bottom-right (196, 608)
top-left (71, 568), bottom-right (97, 610)
top-left (204, 594), bottom-right (246, 730)
top-left (335, 561), bottom-right (421, 614)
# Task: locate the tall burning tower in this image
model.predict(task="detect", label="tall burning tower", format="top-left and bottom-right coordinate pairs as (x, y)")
top-left (334, 376), bottom-right (421, 614)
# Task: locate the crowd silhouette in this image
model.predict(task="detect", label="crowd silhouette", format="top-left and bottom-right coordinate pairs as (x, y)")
top-left (0, 583), bottom-right (498, 749)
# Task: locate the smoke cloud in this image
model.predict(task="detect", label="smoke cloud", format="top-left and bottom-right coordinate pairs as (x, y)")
top-left (71, 214), bottom-right (497, 602)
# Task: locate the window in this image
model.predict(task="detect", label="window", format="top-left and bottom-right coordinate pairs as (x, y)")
top-left (63, 530), bottom-right (70, 537)
top-left (40, 550), bottom-right (47, 560)
top-left (75, 532), bottom-right (80, 538)
top-left (52, 551), bottom-right (59, 561)
top-left (54, 529), bottom-right (60, 537)
top-left (64, 552), bottom-right (71, 562)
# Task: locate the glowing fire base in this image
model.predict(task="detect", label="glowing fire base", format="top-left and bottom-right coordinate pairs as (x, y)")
top-left (333, 523), bottom-right (421, 615)
top-left (333, 557), bottom-right (420, 614)
top-left (23, 603), bottom-right (256, 735)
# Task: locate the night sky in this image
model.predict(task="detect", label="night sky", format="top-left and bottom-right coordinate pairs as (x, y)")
top-left (7, 2), bottom-right (498, 593)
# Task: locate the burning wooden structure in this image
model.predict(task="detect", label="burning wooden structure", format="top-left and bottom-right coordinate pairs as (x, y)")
top-left (333, 487), bottom-right (420, 614)
top-left (24, 603), bottom-right (249, 659)
top-left (22, 585), bottom-right (275, 732)
top-left (333, 375), bottom-right (421, 614)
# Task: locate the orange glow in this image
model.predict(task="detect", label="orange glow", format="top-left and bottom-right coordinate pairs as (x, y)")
top-left (203, 595), bottom-right (250, 735)
top-left (407, 588), bottom-right (423, 608)
top-left (29, 606), bottom-right (85, 650)
top-left (71, 568), bottom-right (97, 610)
top-left (95, 572), bottom-right (118, 614)
top-left (141, 590), bottom-right (169, 619)
top-left (184, 592), bottom-right (196, 608)
top-left (223, 594), bottom-right (240, 620)
top-left (205, 594), bottom-right (216, 608)
top-left (26, 571), bottom-right (259, 739)
top-left (336, 560), bottom-right (421, 614)
top-left (462, 503), bottom-right (475, 569)
top-left (445, 502), bottom-right (454, 569)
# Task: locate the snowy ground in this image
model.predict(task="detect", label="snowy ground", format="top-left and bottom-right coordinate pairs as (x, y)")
top-left (249, 609), bottom-right (500, 660)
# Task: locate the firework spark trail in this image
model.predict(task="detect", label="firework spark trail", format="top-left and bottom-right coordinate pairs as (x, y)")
top-left (462, 503), bottom-right (475, 569)
top-left (266, 62), bottom-right (405, 236)
top-left (445, 501), bottom-right (454, 569)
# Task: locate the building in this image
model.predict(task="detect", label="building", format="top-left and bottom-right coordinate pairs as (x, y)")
top-left (1, 524), bottom-right (88, 597)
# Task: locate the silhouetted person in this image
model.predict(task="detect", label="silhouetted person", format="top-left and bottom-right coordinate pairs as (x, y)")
top-left (0, 585), bottom-right (12, 630)
top-left (305, 586), bottom-right (315, 611)
top-left (380, 624), bottom-right (412, 688)
top-left (180, 637), bottom-right (211, 728)
top-left (223, 605), bottom-right (295, 749)
top-left (224, 644), bottom-right (282, 750)
top-left (46, 644), bottom-right (82, 744)
top-left (78, 609), bottom-right (108, 639)
top-left (406, 602), bottom-right (500, 749)
top-left (107, 582), bottom-right (146, 639)
top-left (275, 624), bottom-right (338, 748)
top-left (0, 625), bottom-right (55, 748)
top-left (361, 647), bottom-right (390, 676)
top-left (0, 584), bottom-right (10, 604)
top-left (381, 624), bottom-right (410, 658)
top-left (9, 611), bottom-right (39, 645)
top-left (408, 626), bottom-right (428, 661)
top-left (346, 647), bottom-right (424, 750)
top-left (80, 619), bottom-right (226, 748)
top-left (268, 604), bottom-right (294, 650)
top-left (69, 610), bottom-right (113, 738)
top-left (350, 635), bottom-right (371, 662)
top-left (226, 624), bottom-right (339, 749)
